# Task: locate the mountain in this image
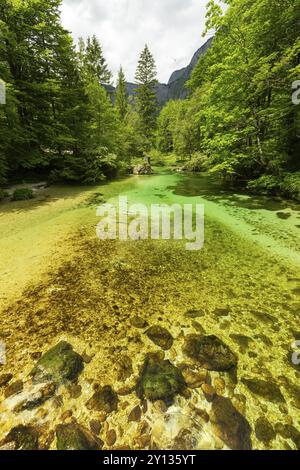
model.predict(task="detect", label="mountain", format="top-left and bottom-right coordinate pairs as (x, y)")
top-left (106, 37), bottom-right (213, 108)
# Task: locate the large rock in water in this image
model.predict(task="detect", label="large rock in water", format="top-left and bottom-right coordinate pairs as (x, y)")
top-left (30, 341), bottom-right (83, 384)
top-left (3, 425), bottom-right (39, 450)
top-left (210, 396), bottom-right (252, 450)
top-left (56, 424), bottom-right (103, 450)
top-left (132, 163), bottom-right (153, 175)
top-left (136, 354), bottom-right (185, 402)
top-left (183, 335), bottom-right (237, 371)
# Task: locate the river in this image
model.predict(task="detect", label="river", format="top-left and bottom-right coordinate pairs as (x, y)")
top-left (0, 169), bottom-right (299, 450)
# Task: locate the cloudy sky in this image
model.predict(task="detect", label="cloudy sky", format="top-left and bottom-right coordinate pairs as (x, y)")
top-left (61, 0), bottom-right (213, 84)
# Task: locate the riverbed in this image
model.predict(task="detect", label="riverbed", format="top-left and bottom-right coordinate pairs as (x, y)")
top-left (0, 169), bottom-right (299, 450)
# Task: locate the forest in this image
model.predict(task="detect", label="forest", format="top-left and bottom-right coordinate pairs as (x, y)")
top-left (0, 0), bottom-right (299, 201)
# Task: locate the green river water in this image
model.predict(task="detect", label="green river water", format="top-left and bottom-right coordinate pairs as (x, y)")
top-left (0, 169), bottom-right (300, 450)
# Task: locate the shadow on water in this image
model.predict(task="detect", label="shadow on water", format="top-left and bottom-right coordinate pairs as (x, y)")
top-left (167, 173), bottom-right (300, 213)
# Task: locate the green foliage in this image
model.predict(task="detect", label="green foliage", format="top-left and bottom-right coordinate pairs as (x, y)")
top-left (135, 45), bottom-right (158, 146)
top-left (247, 175), bottom-right (281, 195)
top-left (115, 67), bottom-right (128, 121)
top-left (78, 35), bottom-right (112, 84)
top-left (12, 188), bottom-right (34, 201)
top-left (186, 0), bottom-right (300, 185)
top-left (281, 172), bottom-right (300, 201)
top-left (157, 94), bottom-right (202, 158)
top-left (183, 153), bottom-right (209, 173)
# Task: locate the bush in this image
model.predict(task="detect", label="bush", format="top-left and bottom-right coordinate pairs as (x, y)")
top-left (0, 189), bottom-right (6, 201)
top-left (183, 153), bottom-right (210, 172)
top-left (12, 188), bottom-right (35, 201)
top-left (280, 172), bottom-right (300, 202)
top-left (247, 175), bottom-right (281, 195)
top-left (147, 149), bottom-right (165, 166)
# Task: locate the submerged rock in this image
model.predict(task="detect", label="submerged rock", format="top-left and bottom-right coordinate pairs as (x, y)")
top-left (185, 309), bottom-right (205, 319)
top-left (4, 382), bottom-right (56, 412)
top-left (136, 354), bottom-right (185, 402)
top-left (3, 425), bottom-right (39, 450)
top-left (56, 423), bottom-right (103, 450)
top-left (4, 380), bottom-right (23, 398)
top-left (241, 378), bottom-right (285, 403)
top-left (145, 326), bottom-right (173, 350)
top-left (130, 316), bottom-right (149, 329)
top-left (116, 355), bottom-right (133, 381)
top-left (255, 417), bottom-right (276, 443)
top-left (183, 335), bottom-right (237, 371)
top-left (0, 373), bottom-right (13, 387)
top-left (210, 396), bottom-right (252, 450)
top-left (128, 405), bottom-right (142, 422)
top-left (86, 385), bottom-right (118, 414)
top-left (30, 341), bottom-right (83, 384)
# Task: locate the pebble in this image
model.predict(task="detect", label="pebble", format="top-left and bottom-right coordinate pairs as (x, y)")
top-left (153, 400), bottom-right (168, 413)
top-left (202, 383), bottom-right (216, 402)
top-left (89, 420), bottom-right (102, 435)
top-left (68, 384), bottom-right (82, 399)
top-left (214, 377), bottom-right (225, 395)
top-left (106, 429), bottom-right (117, 446)
top-left (182, 369), bottom-right (208, 389)
top-left (4, 380), bottom-right (23, 398)
top-left (128, 405), bottom-right (142, 422)
top-left (0, 373), bottom-right (13, 387)
top-left (61, 410), bottom-right (73, 421)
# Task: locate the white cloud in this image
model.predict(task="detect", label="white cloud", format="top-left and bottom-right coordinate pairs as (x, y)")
top-left (61, 0), bottom-right (212, 84)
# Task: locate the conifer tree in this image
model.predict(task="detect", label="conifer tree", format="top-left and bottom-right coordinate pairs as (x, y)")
top-left (81, 35), bottom-right (112, 85)
top-left (115, 67), bottom-right (128, 121)
top-left (135, 45), bottom-right (158, 142)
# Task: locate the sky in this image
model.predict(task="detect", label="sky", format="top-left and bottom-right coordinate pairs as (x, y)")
top-left (61, 0), bottom-right (213, 84)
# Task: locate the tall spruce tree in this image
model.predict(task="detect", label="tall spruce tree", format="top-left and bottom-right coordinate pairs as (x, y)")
top-left (115, 67), bottom-right (128, 121)
top-left (80, 35), bottom-right (112, 85)
top-left (135, 45), bottom-right (158, 143)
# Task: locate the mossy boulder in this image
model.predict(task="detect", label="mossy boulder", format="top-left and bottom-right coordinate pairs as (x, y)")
top-left (210, 396), bottom-right (252, 450)
top-left (56, 423), bottom-right (103, 450)
top-left (146, 325), bottom-right (173, 350)
top-left (136, 354), bottom-right (185, 402)
top-left (241, 378), bottom-right (285, 403)
top-left (86, 385), bottom-right (118, 414)
top-left (3, 425), bottom-right (39, 450)
top-left (183, 334), bottom-right (237, 371)
top-left (30, 341), bottom-right (83, 384)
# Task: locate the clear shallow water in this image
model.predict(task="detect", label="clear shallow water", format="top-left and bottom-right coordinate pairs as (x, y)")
top-left (0, 170), bottom-right (300, 450)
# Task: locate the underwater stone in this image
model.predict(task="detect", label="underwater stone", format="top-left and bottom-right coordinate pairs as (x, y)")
top-left (241, 378), bottom-right (285, 403)
top-left (145, 326), bottom-right (173, 350)
top-left (210, 396), bottom-right (252, 450)
top-left (128, 405), bottom-right (142, 422)
top-left (4, 380), bottom-right (23, 398)
top-left (0, 373), bottom-right (13, 387)
top-left (255, 417), bottom-right (276, 443)
top-left (136, 354), bottom-right (185, 402)
top-left (183, 335), bottom-right (237, 371)
top-left (30, 341), bottom-right (83, 384)
top-left (130, 316), bottom-right (149, 329)
top-left (86, 385), bottom-right (118, 414)
top-left (56, 423), bottom-right (103, 450)
top-left (5, 382), bottom-right (56, 412)
top-left (185, 309), bottom-right (205, 318)
top-left (3, 425), bottom-right (39, 450)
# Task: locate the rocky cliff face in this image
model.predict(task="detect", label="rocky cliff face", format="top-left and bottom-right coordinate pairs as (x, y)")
top-left (106, 37), bottom-right (213, 108)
